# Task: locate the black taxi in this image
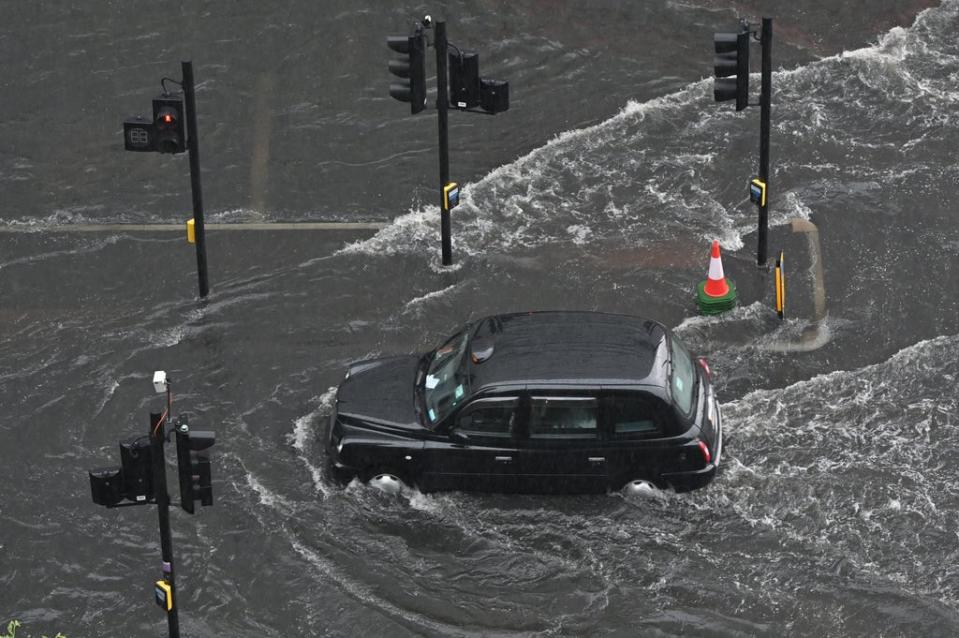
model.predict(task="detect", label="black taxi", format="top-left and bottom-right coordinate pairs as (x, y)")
top-left (325, 311), bottom-right (722, 494)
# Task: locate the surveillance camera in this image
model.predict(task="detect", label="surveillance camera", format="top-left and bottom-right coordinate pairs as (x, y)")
top-left (152, 370), bottom-right (168, 394)
top-left (422, 15), bottom-right (432, 27)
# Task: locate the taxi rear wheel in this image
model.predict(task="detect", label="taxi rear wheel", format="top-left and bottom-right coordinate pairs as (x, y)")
top-left (621, 478), bottom-right (659, 497)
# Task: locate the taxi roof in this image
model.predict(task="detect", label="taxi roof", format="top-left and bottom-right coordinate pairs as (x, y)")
top-left (466, 311), bottom-right (670, 392)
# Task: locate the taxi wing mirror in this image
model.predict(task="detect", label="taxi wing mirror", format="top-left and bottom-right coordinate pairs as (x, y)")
top-left (470, 337), bottom-right (494, 364)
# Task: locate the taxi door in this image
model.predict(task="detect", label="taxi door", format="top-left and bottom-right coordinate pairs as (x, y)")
top-left (512, 394), bottom-right (610, 493)
top-left (417, 396), bottom-right (521, 492)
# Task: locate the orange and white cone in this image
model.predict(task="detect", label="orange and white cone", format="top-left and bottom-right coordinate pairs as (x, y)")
top-left (697, 240), bottom-right (737, 314)
top-left (703, 241), bottom-right (730, 297)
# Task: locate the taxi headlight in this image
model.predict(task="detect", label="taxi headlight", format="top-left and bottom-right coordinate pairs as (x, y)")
top-left (329, 426), bottom-right (344, 456)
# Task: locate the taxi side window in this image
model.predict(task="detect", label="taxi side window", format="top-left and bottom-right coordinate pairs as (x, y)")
top-left (456, 398), bottom-right (518, 439)
top-left (528, 397), bottom-right (598, 440)
top-left (609, 394), bottom-right (666, 439)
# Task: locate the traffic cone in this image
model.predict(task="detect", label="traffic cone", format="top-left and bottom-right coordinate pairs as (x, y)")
top-left (696, 240), bottom-right (737, 315)
top-left (703, 241), bottom-right (729, 297)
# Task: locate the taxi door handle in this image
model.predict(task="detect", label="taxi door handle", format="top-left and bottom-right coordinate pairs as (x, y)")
top-left (588, 457), bottom-right (606, 463)
top-left (494, 456), bottom-right (513, 464)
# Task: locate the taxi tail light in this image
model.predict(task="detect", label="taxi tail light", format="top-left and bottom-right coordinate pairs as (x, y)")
top-left (698, 357), bottom-right (711, 379)
top-left (697, 440), bottom-right (711, 465)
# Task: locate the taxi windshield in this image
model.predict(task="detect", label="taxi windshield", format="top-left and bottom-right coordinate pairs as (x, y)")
top-left (423, 330), bottom-right (470, 425)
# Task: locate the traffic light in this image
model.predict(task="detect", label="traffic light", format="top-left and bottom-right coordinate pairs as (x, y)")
top-left (124, 115), bottom-right (156, 152)
top-left (89, 467), bottom-right (124, 507)
top-left (123, 92), bottom-right (186, 153)
top-left (479, 79), bottom-right (509, 114)
top-left (449, 51), bottom-right (480, 109)
top-left (387, 33), bottom-right (427, 114)
top-left (175, 418), bottom-right (215, 514)
top-left (152, 93), bottom-right (185, 154)
top-left (88, 435), bottom-right (154, 507)
top-left (120, 435), bottom-right (154, 503)
top-left (713, 22), bottom-right (750, 111)
top-left (449, 50), bottom-right (509, 114)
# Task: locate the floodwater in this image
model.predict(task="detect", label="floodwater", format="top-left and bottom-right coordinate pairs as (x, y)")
top-left (2, 1), bottom-right (958, 636)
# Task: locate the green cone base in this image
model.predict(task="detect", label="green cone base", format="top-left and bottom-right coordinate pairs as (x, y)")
top-left (697, 279), bottom-right (737, 315)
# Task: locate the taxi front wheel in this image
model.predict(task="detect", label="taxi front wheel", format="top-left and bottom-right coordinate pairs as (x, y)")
top-left (363, 468), bottom-right (410, 495)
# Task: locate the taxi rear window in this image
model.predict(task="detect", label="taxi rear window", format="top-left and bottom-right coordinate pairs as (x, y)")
top-left (670, 336), bottom-right (696, 415)
top-left (608, 394), bottom-right (670, 439)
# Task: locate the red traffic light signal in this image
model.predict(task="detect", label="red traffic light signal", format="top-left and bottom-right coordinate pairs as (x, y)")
top-left (153, 94), bottom-right (186, 154)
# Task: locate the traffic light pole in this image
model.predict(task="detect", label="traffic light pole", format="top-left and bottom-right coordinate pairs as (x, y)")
top-left (757, 18), bottom-right (772, 267)
top-left (149, 410), bottom-right (180, 638)
top-left (435, 21), bottom-right (453, 266)
top-left (182, 61), bottom-right (210, 297)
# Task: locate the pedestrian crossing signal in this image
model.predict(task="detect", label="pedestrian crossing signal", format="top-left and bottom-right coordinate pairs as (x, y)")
top-left (749, 178), bottom-right (766, 207)
top-left (443, 182), bottom-right (460, 212)
top-left (155, 580), bottom-right (173, 612)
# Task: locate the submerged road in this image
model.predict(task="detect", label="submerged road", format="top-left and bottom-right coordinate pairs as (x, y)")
top-left (2, 1), bottom-right (958, 637)
top-left (0, 222), bottom-right (387, 233)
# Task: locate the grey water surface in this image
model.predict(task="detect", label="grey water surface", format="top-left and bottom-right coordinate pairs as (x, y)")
top-left (2, 1), bottom-right (959, 636)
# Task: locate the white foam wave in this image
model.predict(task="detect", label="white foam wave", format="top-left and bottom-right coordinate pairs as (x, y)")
top-left (0, 207), bottom-right (107, 230)
top-left (245, 470), bottom-right (295, 513)
top-left (772, 0), bottom-right (959, 146)
top-left (724, 333), bottom-right (959, 431)
top-left (93, 379), bottom-right (120, 417)
top-left (288, 387), bottom-right (337, 499)
top-left (207, 207), bottom-right (264, 223)
top-left (566, 224), bottom-right (593, 245)
top-left (673, 301), bottom-right (770, 334)
top-left (403, 284), bottom-right (459, 312)
top-left (341, 6), bottom-right (959, 264)
top-left (777, 192), bottom-right (814, 224)
top-left (403, 284), bottom-right (459, 311)
top-left (149, 325), bottom-right (186, 348)
top-left (341, 82), bottom-right (713, 259)
top-left (288, 536), bottom-right (484, 637)
top-left (0, 235), bottom-right (121, 271)
top-left (712, 332), bottom-right (959, 604)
